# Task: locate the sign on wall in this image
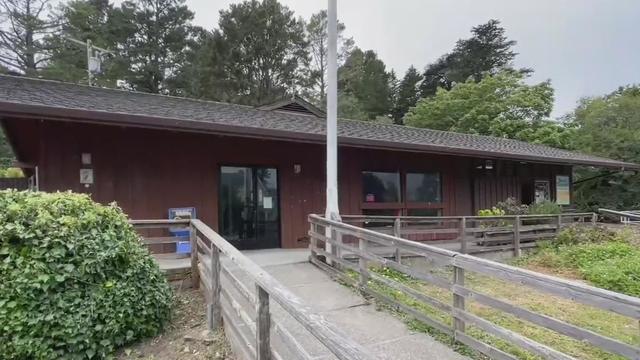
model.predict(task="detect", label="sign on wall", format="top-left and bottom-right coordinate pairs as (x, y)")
top-left (168, 207), bottom-right (196, 254)
top-left (556, 175), bottom-right (571, 205)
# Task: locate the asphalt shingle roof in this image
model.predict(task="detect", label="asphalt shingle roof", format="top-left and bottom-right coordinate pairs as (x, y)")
top-left (0, 75), bottom-right (635, 169)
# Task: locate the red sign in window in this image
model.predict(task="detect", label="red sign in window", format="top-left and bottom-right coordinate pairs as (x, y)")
top-left (365, 194), bottom-right (375, 202)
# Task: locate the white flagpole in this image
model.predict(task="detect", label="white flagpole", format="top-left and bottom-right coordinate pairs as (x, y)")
top-left (325, 0), bottom-right (340, 222)
top-left (325, 0), bottom-right (340, 262)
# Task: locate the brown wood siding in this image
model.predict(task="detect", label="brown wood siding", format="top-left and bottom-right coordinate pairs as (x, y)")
top-left (5, 117), bottom-right (572, 248)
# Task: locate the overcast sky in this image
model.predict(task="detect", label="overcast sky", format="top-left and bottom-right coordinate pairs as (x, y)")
top-left (186, 0), bottom-right (640, 118)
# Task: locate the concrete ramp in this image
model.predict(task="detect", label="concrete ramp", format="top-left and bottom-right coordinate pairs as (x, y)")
top-left (233, 249), bottom-right (468, 360)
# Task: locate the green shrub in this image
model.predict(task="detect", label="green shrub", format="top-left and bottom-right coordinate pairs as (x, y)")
top-left (522, 225), bottom-right (640, 296)
top-left (0, 168), bottom-right (23, 178)
top-left (477, 207), bottom-right (505, 217)
top-left (561, 242), bottom-right (635, 269)
top-left (495, 197), bottom-right (529, 215)
top-left (554, 224), bottom-right (623, 246)
top-left (0, 191), bottom-right (172, 359)
top-left (582, 256), bottom-right (640, 296)
top-left (528, 200), bottom-right (562, 215)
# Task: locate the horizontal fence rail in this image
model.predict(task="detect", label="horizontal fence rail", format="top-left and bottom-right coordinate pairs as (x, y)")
top-left (599, 208), bottom-right (640, 225)
top-left (309, 214), bottom-right (640, 360)
top-left (341, 213), bottom-right (596, 258)
top-left (132, 219), bottom-right (374, 360)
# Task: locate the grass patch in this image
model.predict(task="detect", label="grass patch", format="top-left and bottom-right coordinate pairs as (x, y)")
top-left (365, 265), bottom-right (636, 360)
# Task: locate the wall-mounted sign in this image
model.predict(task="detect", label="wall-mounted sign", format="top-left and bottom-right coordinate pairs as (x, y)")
top-left (81, 153), bottom-right (92, 165)
top-left (80, 168), bottom-right (94, 185)
top-left (556, 175), bottom-right (571, 205)
top-left (534, 180), bottom-right (550, 204)
top-left (168, 207), bottom-right (196, 255)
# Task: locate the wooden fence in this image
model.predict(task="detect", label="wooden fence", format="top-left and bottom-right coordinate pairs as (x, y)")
top-left (600, 208), bottom-right (640, 226)
top-left (341, 213), bottom-right (596, 258)
top-left (309, 214), bottom-right (640, 360)
top-left (132, 219), bottom-right (374, 360)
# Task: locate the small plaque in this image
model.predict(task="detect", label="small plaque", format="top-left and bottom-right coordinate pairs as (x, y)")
top-left (80, 168), bottom-right (94, 184)
top-left (81, 153), bottom-right (92, 165)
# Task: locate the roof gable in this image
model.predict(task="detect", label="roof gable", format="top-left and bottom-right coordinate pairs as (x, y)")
top-left (258, 95), bottom-right (326, 118)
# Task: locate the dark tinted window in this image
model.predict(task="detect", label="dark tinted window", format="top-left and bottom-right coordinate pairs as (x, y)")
top-left (406, 173), bottom-right (441, 203)
top-left (362, 171), bottom-right (401, 203)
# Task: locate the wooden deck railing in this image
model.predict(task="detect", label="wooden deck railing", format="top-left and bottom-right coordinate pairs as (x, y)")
top-left (132, 219), bottom-right (374, 360)
top-left (309, 214), bottom-right (640, 360)
top-left (341, 213), bottom-right (596, 258)
top-left (600, 208), bottom-right (640, 225)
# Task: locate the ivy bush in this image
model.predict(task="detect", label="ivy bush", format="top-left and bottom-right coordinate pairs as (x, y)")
top-left (0, 190), bottom-right (172, 359)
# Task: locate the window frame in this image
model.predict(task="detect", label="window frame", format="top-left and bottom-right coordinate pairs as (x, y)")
top-left (360, 169), bottom-right (445, 216)
top-left (361, 170), bottom-right (403, 208)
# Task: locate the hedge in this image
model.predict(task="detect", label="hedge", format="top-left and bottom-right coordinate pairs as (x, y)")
top-left (0, 191), bottom-right (172, 359)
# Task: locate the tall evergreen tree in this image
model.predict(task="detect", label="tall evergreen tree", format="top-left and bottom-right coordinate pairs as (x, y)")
top-left (42, 0), bottom-right (132, 85)
top-left (420, 19), bottom-right (527, 97)
top-left (193, 0), bottom-right (308, 105)
top-left (305, 10), bottom-right (353, 104)
top-left (338, 48), bottom-right (392, 120)
top-left (0, 0), bottom-right (58, 75)
top-left (118, 0), bottom-right (195, 93)
top-left (391, 66), bottom-right (422, 124)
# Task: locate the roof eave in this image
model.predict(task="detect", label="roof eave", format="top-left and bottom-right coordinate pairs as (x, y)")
top-left (1, 101), bottom-right (636, 171)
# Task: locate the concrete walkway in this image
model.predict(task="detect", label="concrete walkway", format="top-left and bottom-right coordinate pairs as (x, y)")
top-left (237, 249), bottom-right (469, 360)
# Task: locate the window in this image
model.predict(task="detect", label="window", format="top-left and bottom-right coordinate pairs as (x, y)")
top-left (362, 171), bottom-right (401, 203)
top-left (406, 172), bottom-right (441, 203)
top-left (361, 170), bottom-right (445, 218)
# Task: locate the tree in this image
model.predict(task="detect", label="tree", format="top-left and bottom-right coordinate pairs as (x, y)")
top-left (405, 70), bottom-right (571, 148)
top-left (0, 0), bottom-right (58, 75)
top-left (569, 86), bottom-right (640, 211)
top-left (192, 0), bottom-right (308, 105)
top-left (304, 10), bottom-right (353, 104)
top-left (338, 48), bottom-right (392, 120)
top-left (117, 0), bottom-right (195, 93)
top-left (42, 0), bottom-right (132, 86)
top-left (391, 66), bottom-right (422, 124)
top-left (419, 19), bottom-right (528, 97)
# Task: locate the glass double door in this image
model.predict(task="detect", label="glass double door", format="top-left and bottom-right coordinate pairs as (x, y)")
top-left (219, 166), bottom-right (280, 249)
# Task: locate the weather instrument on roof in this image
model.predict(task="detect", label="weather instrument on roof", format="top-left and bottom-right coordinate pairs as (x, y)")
top-left (63, 37), bottom-right (114, 86)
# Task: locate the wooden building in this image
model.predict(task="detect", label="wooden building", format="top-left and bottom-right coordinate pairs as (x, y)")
top-left (0, 75), bottom-right (636, 249)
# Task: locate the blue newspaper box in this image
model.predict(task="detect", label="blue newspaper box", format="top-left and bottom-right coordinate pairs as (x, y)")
top-left (168, 207), bottom-right (196, 255)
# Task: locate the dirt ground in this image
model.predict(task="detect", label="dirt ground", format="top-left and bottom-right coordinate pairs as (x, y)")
top-left (117, 289), bottom-right (234, 360)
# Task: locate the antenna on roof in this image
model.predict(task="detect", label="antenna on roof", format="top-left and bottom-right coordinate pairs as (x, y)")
top-left (63, 37), bottom-right (114, 86)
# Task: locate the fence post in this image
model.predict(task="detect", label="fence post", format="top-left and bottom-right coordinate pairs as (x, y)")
top-left (513, 216), bottom-right (521, 257)
top-left (393, 218), bottom-right (402, 263)
top-left (256, 285), bottom-right (271, 360)
top-left (556, 214), bottom-right (562, 234)
top-left (452, 265), bottom-right (466, 337)
top-left (309, 222), bottom-right (317, 261)
top-left (459, 217), bottom-right (467, 254)
top-left (207, 246), bottom-right (222, 330)
top-left (358, 237), bottom-right (369, 289)
top-left (330, 225), bottom-right (338, 264)
top-left (190, 223), bottom-right (200, 290)
top-left (591, 213), bottom-right (598, 226)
